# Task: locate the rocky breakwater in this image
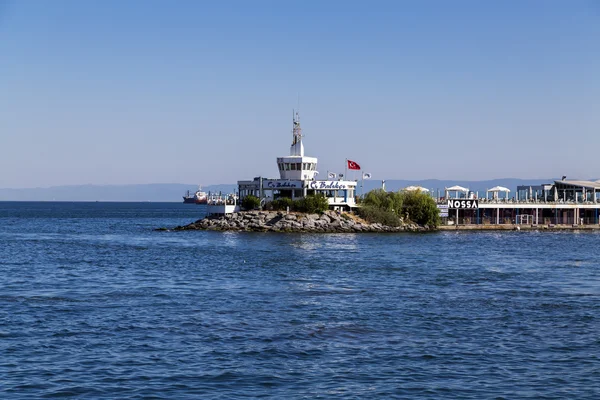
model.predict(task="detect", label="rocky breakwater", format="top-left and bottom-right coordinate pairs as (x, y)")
top-left (170, 210), bottom-right (431, 233)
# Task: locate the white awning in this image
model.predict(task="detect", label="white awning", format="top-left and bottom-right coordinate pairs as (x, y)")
top-left (488, 186), bottom-right (511, 192)
top-left (445, 185), bottom-right (469, 192)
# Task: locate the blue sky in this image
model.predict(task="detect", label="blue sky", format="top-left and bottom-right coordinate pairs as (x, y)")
top-left (1, 0), bottom-right (598, 188)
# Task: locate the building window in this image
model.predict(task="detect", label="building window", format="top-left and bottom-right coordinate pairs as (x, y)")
top-left (291, 163), bottom-right (296, 170)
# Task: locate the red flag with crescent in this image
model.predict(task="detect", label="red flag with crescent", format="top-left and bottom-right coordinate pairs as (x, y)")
top-left (347, 159), bottom-right (361, 170)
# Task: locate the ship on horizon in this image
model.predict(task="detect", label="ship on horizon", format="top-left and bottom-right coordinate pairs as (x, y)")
top-left (183, 186), bottom-right (207, 204)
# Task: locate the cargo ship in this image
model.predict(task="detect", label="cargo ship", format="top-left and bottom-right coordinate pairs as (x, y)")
top-left (183, 187), bottom-right (208, 204)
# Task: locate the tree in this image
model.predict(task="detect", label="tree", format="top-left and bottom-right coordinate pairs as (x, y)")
top-left (358, 188), bottom-right (440, 228)
top-left (401, 190), bottom-right (441, 227)
top-left (362, 189), bottom-right (404, 217)
top-left (358, 189), bottom-right (403, 225)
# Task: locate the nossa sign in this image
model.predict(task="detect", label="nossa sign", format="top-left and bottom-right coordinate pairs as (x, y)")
top-left (447, 199), bottom-right (478, 209)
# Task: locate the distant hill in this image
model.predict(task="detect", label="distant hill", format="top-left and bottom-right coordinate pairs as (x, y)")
top-left (0, 184), bottom-right (237, 202)
top-left (0, 178), bottom-right (583, 201)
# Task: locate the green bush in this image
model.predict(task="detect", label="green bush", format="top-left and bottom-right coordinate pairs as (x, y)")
top-left (268, 197), bottom-right (294, 211)
top-left (264, 194), bottom-right (329, 214)
top-left (359, 188), bottom-right (440, 228)
top-left (400, 190), bottom-right (441, 227)
top-left (362, 189), bottom-right (404, 217)
top-left (357, 205), bottom-right (401, 226)
top-left (241, 195), bottom-right (260, 210)
top-left (294, 194), bottom-right (329, 214)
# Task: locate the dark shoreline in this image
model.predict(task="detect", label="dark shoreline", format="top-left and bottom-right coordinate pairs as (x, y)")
top-left (163, 210), bottom-right (432, 233)
top-left (158, 210), bottom-right (600, 233)
top-left (439, 224), bottom-right (600, 231)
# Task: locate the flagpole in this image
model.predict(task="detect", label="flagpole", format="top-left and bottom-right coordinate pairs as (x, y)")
top-left (344, 159), bottom-right (347, 182)
top-left (361, 174), bottom-right (364, 199)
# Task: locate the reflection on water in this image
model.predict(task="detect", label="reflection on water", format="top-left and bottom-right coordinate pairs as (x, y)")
top-left (289, 233), bottom-right (360, 252)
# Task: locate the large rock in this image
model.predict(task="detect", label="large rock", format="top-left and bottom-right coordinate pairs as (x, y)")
top-left (319, 214), bottom-right (331, 223)
top-left (303, 220), bottom-right (316, 229)
top-left (166, 211), bottom-right (433, 233)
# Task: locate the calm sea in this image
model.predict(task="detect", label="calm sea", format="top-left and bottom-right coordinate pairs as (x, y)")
top-left (1, 202), bottom-right (599, 399)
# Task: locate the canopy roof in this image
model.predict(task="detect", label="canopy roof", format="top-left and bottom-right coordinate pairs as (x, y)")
top-left (488, 186), bottom-right (511, 192)
top-left (555, 180), bottom-right (600, 190)
top-left (404, 186), bottom-right (429, 192)
top-left (445, 185), bottom-right (468, 192)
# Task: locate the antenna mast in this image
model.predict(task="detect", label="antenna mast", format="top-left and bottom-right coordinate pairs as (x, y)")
top-left (292, 109), bottom-right (302, 145)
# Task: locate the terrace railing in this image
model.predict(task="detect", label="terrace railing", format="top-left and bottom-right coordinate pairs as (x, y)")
top-left (437, 198), bottom-right (599, 205)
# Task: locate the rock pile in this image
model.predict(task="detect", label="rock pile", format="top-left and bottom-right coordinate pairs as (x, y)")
top-left (170, 210), bottom-right (429, 233)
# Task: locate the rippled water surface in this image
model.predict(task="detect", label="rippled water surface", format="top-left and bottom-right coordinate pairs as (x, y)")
top-left (1, 202), bottom-right (599, 399)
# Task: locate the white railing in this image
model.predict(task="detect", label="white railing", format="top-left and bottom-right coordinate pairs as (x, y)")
top-left (207, 194), bottom-right (238, 206)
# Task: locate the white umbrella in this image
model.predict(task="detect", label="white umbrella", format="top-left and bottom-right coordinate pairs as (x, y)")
top-left (404, 186), bottom-right (429, 192)
top-left (445, 185), bottom-right (468, 199)
top-left (488, 186), bottom-right (511, 192)
top-left (487, 186), bottom-right (510, 200)
top-left (445, 185), bottom-right (469, 192)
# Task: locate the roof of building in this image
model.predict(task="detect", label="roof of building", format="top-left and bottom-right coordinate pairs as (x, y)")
top-left (554, 180), bottom-right (600, 189)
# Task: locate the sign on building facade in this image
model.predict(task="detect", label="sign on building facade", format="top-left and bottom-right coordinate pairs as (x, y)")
top-left (447, 199), bottom-right (478, 209)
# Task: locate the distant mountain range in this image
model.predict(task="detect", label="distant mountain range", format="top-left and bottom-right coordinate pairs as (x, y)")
top-left (0, 179), bottom-right (574, 202)
top-left (0, 184), bottom-right (237, 202)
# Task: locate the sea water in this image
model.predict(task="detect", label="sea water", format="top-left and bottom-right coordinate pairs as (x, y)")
top-left (1, 202), bottom-right (599, 399)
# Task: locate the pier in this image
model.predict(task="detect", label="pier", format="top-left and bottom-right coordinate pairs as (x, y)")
top-left (437, 179), bottom-right (600, 228)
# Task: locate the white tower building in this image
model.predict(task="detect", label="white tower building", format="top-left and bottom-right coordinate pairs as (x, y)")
top-left (237, 111), bottom-right (357, 211)
top-left (276, 112), bottom-right (319, 181)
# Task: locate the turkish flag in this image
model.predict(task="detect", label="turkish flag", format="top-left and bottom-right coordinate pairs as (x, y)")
top-left (347, 159), bottom-right (361, 170)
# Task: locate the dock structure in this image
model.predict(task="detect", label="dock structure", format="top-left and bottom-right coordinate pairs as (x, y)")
top-left (438, 179), bottom-right (600, 227)
top-left (237, 111), bottom-right (357, 212)
top-left (221, 110), bottom-right (600, 224)
top-left (205, 193), bottom-right (240, 216)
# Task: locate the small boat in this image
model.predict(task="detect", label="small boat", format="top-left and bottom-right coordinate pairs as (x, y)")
top-left (183, 187), bottom-right (208, 204)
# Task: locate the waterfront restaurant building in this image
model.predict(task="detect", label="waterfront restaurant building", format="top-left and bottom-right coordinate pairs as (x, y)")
top-left (237, 113), bottom-right (357, 211)
top-left (442, 179), bottom-right (600, 226)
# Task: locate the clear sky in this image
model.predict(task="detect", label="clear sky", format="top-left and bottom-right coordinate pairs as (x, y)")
top-left (1, 0), bottom-right (598, 188)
